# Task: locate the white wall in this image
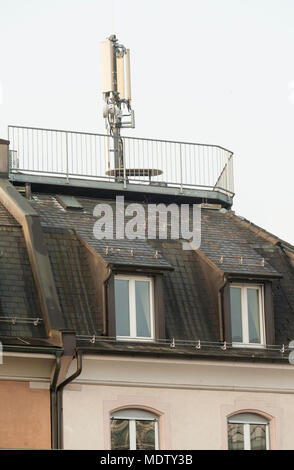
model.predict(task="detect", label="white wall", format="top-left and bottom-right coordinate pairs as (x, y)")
top-left (63, 355), bottom-right (294, 450)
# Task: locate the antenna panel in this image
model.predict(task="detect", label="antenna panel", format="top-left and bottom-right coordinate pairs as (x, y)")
top-left (117, 54), bottom-right (125, 100)
top-left (125, 49), bottom-right (132, 100)
top-left (101, 40), bottom-right (114, 93)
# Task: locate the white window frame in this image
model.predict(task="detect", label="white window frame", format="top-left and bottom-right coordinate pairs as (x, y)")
top-left (115, 275), bottom-right (155, 341)
top-left (228, 413), bottom-right (270, 450)
top-left (230, 283), bottom-right (266, 348)
top-left (111, 409), bottom-right (159, 450)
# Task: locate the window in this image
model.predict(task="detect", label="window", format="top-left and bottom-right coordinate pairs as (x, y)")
top-left (228, 413), bottom-right (270, 450)
top-left (230, 284), bottom-right (265, 347)
top-left (114, 275), bottom-right (154, 340)
top-left (111, 409), bottom-right (159, 450)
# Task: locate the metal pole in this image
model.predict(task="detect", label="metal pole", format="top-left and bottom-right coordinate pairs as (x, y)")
top-left (123, 137), bottom-right (127, 189)
top-left (111, 37), bottom-right (122, 178)
top-left (113, 127), bottom-right (120, 174)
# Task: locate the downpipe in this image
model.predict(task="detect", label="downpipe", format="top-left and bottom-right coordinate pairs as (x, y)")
top-left (51, 351), bottom-right (83, 449)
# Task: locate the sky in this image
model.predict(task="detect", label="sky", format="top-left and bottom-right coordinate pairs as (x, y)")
top-left (0, 0), bottom-right (294, 243)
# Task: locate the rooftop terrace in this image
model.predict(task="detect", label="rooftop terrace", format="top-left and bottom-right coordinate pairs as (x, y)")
top-left (7, 125), bottom-right (234, 205)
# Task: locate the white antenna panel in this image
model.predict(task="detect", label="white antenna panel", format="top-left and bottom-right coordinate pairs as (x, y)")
top-left (101, 40), bottom-right (114, 93)
top-left (125, 49), bottom-right (131, 101)
top-left (117, 55), bottom-right (125, 100)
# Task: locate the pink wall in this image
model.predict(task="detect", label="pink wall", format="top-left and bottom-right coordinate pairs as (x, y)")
top-left (0, 381), bottom-right (51, 449)
top-left (63, 384), bottom-right (291, 449)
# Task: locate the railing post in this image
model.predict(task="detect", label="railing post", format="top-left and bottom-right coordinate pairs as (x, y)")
top-left (65, 132), bottom-right (69, 184)
top-left (227, 152), bottom-right (230, 195)
top-left (225, 151), bottom-right (230, 195)
top-left (179, 143), bottom-right (183, 194)
top-left (105, 135), bottom-right (110, 178)
top-left (228, 153), bottom-right (234, 195)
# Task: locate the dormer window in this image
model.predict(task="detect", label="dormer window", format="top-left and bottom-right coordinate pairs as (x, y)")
top-left (230, 284), bottom-right (265, 347)
top-left (114, 275), bottom-right (154, 340)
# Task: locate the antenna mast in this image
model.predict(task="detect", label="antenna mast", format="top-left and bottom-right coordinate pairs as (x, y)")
top-left (101, 35), bottom-right (135, 179)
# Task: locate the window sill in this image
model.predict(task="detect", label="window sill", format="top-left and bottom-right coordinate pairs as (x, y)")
top-left (116, 337), bottom-right (155, 343)
top-left (232, 342), bottom-right (266, 349)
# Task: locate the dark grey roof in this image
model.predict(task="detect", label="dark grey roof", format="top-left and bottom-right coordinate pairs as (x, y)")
top-left (30, 194), bottom-right (172, 271)
top-left (0, 191), bottom-right (294, 357)
top-left (43, 228), bottom-right (100, 336)
top-left (148, 239), bottom-right (220, 341)
top-left (0, 204), bottom-right (46, 338)
top-left (200, 209), bottom-right (281, 277)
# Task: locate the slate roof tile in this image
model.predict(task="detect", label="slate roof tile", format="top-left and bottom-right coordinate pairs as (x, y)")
top-left (0, 217), bottom-right (45, 338)
top-left (0, 193), bottom-right (293, 354)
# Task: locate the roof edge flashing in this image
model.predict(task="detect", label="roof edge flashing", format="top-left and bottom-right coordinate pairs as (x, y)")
top-left (0, 179), bottom-right (65, 336)
top-left (9, 174), bottom-right (234, 209)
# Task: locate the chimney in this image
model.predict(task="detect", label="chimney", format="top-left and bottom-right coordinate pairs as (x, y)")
top-left (0, 139), bottom-right (9, 178)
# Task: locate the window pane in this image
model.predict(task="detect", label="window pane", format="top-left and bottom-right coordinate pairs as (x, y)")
top-left (250, 424), bottom-right (267, 450)
top-left (228, 423), bottom-right (244, 450)
top-left (115, 280), bottom-right (130, 336)
top-left (229, 413), bottom-right (268, 425)
top-left (111, 419), bottom-right (130, 450)
top-left (136, 420), bottom-right (156, 450)
top-left (230, 287), bottom-right (242, 342)
top-left (247, 289), bottom-right (261, 343)
top-left (135, 281), bottom-right (151, 337)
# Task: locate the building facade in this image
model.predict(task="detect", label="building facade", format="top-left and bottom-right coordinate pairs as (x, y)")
top-left (0, 133), bottom-right (294, 450)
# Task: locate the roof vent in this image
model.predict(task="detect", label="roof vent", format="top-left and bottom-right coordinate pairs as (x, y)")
top-left (55, 195), bottom-right (83, 211)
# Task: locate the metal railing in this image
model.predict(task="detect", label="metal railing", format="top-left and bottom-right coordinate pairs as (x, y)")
top-left (8, 125), bottom-right (234, 196)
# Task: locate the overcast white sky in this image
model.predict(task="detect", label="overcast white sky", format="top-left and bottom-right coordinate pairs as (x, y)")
top-left (0, 0), bottom-right (294, 243)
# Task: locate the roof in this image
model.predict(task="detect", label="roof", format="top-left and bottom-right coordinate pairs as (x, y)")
top-left (31, 194), bottom-right (172, 271)
top-left (200, 209), bottom-right (281, 278)
top-left (0, 187), bottom-right (293, 360)
top-left (0, 204), bottom-right (46, 338)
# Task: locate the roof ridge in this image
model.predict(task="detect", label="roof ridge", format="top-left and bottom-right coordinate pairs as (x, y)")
top-left (226, 210), bottom-right (294, 251)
